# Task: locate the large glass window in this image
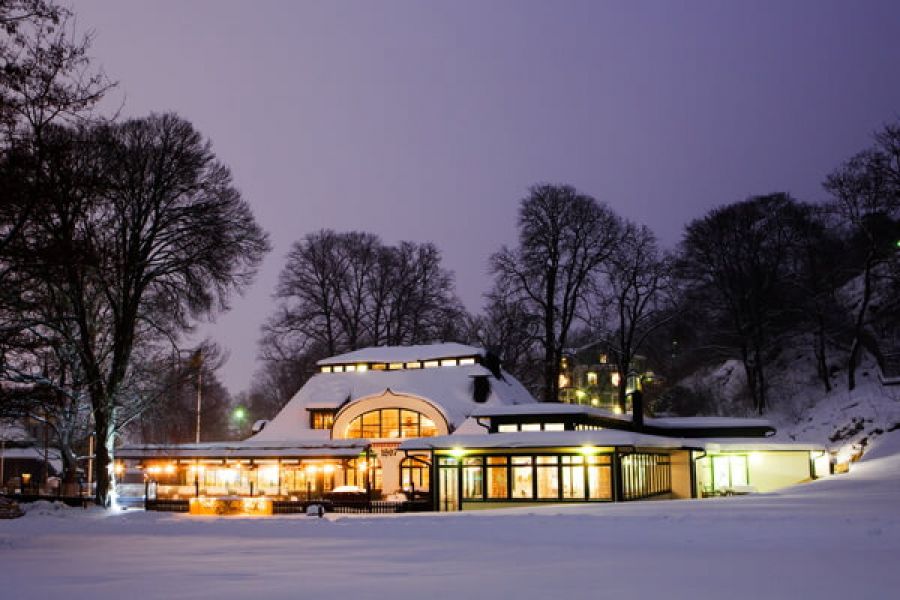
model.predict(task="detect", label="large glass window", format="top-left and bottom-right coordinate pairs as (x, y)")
top-left (511, 456), bottom-right (533, 498)
top-left (536, 456), bottom-right (559, 499)
top-left (401, 457), bottom-right (430, 492)
top-left (463, 457), bottom-right (483, 499)
top-left (561, 455), bottom-right (585, 499)
top-left (345, 408), bottom-right (440, 439)
top-left (621, 453), bottom-right (670, 500)
top-left (487, 456), bottom-right (508, 499)
top-left (587, 455), bottom-right (612, 500)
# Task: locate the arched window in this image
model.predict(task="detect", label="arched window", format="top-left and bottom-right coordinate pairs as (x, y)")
top-left (345, 408), bottom-right (438, 439)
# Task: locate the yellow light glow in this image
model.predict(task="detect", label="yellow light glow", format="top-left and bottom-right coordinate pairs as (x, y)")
top-left (147, 466), bottom-right (162, 475)
top-left (345, 365), bottom-right (356, 372)
top-left (612, 405), bottom-right (623, 415)
top-left (357, 461), bottom-right (368, 471)
top-left (749, 452), bottom-right (763, 466)
top-left (114, 463), bottom-right (125, 475)
top-left (578, 445), bottom-right (598, 456)
top-left (164, 464), bottom-right (176, 475)
top-left (321, 366), bottom-right (332, 373)
top-left (306, 464), bottom-right (318, 474)
top-left (450, 447), bottom-right (466, 458)
top-left (575, 389), bottom-right (586, 399)
top-left (259, 466), bottom-right (279, 484)
top-left (611, 372), bottom-right (621, 387)
top-left (323, 464), bottom-right (335, 474)
top-left (355, 364), bottom-right (368, 373)
top-left (559, 374), bottom-right (569, 388)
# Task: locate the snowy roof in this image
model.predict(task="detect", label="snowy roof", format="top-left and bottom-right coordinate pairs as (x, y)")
top-left (251, 363), bottom-right (536, 442)
top-left (399, 430), bottom-right (825, 453)
top-left (400, 430), bottom-right (686, 451)
top-left (470, 404), bottom-right (774, 429)
top-left (470, 403), bottom-right (624, 418)
top-left (646, 416), bottom-right (774, 429)
top-left (118, 439), bottom-right (368, 460)
top-left (317, 343), bottom-right (485, 366)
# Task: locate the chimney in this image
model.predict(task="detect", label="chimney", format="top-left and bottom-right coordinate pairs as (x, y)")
top-left (630, 389), bottom-right (644, 430)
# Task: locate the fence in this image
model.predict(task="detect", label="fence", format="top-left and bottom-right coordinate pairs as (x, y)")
top-left (145, 497), bottom-right (432, 514)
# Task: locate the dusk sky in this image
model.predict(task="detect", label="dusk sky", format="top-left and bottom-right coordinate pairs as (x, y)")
top-left (73, 0), bottom-right (900, 394)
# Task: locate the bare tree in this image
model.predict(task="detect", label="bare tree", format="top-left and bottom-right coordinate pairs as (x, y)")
top-left (266, 230), bottom-right (464, 366)
top-left (824, 122), bottom-right (900, 390)
top-left (0, 0), bottom-right (113, 258)
top-left (4, 115), bottom-right (269, 505)
top-left (678, 194), bottom-right (807, 414)
top-left (587, 223), bottom-right (675, 411)
top-left (490, 184), bottom-right (621, 402)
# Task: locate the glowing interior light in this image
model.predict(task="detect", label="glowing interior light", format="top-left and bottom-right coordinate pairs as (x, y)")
top-left (355, 364), bottom-right (368, 373)
top-left (611, 372), bottom-right (621, 387)
top-left (612, 405), bottom-right (623, 415)
top-left (357, 461), bottom-right (368, 471)
top-left (323, 464), bottom-right (335, 474)
top-left (450, 447), bottom-right (466, 458)
top-left (164, 464), bottom-right (176, 475)
top-left (306, 465), bottom-right (318, 474)
top-left (749, 452), bottom-right (763, 466)
top-left (579, 445), bottom-right (598, 456)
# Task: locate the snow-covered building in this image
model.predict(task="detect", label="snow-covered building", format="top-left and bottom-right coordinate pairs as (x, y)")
top-left (118, 343), bottom-right (830, 511)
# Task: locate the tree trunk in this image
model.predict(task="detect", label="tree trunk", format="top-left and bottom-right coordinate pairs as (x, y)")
top-left (814, 315), bottom-right (832, 392)
top-left (93, 410), bottom-right (116, 507)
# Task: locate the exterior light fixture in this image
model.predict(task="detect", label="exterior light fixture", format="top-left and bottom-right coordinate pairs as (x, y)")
top-left (578, 445), bottom-right (598, 456)
top-left (450, 447), bottom-right (466, 458)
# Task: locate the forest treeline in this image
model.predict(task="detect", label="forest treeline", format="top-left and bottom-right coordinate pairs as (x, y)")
top-left (247, 127), bottom-right (900, 422)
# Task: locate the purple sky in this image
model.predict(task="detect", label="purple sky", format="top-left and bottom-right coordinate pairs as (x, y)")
top-left (73, 0), bottom-right (900, 394)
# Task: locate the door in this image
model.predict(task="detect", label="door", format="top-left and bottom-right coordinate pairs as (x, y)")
top-left (439, 466), bottom-right (459, 511)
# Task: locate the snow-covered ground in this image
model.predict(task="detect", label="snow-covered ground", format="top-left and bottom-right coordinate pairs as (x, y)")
top-left (2, 432), bottom-right (899, 600)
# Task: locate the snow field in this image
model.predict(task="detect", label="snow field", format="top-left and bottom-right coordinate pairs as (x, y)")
top-left (2, 431), bottom-right (899, 600)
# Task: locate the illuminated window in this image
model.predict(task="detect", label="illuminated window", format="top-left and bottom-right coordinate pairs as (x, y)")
top-left (463, 457), bottom-right (483, 499)
top-left (497, 424), bottom-right (517, 433)
top-left (511, 456), bottom-right (533, 498)
top-left (544, 423), bottom-right (565, 431)
top-left (587, 372), bottom-right (598, 385)
top-left (536, 456), bottom-right (559, 499)
top-left (423, 360), bottom-right (439, 368)
top-left (344, 409), bottom-right (439, 439)
top-left (333, 365), bottom-right (344, 373)
top-left (610, 372), bottom-right (621, 387)
top-left (521, 423), bottom-right (541, 432)
top-left (389, 362), bottom-right (404, 370)
top-left (310, 411), bottom-right (335, 430)
top-left (401, 457), bottom-right (430, 491)
top-left (458, 357), bottom-right (476, 366)
top-left (321, 366), bottom-right (332, 373)
top-left (405, 362), bottom-right (421, 369)
top-left (440, 359), bottom-right (457, 367)
top-left (345, 365), bottom-right (356, 372)
top-left (355, 364), bottom-right (368, 373)
top-left (371, 363), bottom-right (387, 371)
